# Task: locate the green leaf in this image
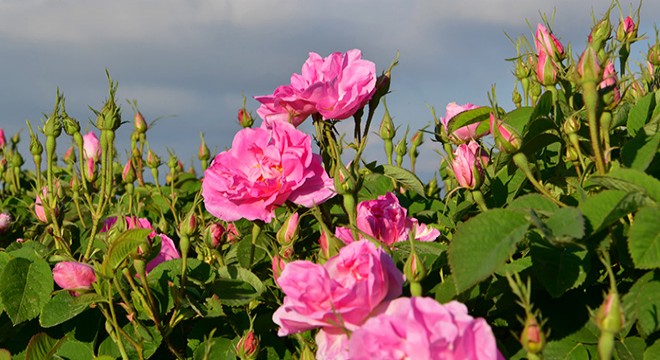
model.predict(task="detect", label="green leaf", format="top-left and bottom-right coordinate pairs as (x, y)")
top-left (56, 340), bottom-right (95, 360)
top-left (98, 323), bottom-right (162, 360)
top-left (381, 164), bottom-right (426, 197)
top-left (0, 252), bottom-right (11, 314)
top-left (530, 91), bottom-right (554, 122)
top-left (39, 291), bottom-right (103, 328)
top-left (446, 106), bottom-right (493, 134)
top-left (543, 339), bottom-right (590, 360)
top-left (623, 272), bottom-right (660, 338)
top-left (579, 190), bottom-right (647, 235)
top-left (545, 207), bottom-right (585, 241)
top-left (0, 257), bottom-right (53, 325)
top-left (25, 333), bottom-right (65, 360)
top-left (213, 266), bottom-right (265, 307)
top-left (448, 209), bottom-right (529, 293)
top-left (605, 167), bottom-right (660, 203)
top-left (628, 206), bottom-right (660, 269)
top-left (503, 106), bottom-right (533, 135)
top-left (193, 336), bottom-right (233, 360)
top-left (102, 228), bottom-right (152, 275)
top-left (360, 173), bottom-right (395, 200)
top-left (531, 242), bottom-right (590, 297)
top-left (627, 92), bottom-right (656, 136)
top-left (507, 193), bottom-right (559, 213)
top-left (147, 258), bottom-right (212, 314)
top-left (621, 132), bottom-right (660, 171)
top-left (644, 339), bottom-right (660, 359)
top-left (615, 337), bottom-right (646, 360)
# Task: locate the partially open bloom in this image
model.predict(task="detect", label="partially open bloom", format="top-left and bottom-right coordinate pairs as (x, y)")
top-left (535, 23), bottom-right (564, 61)
top-left (82, 131), bottom-right (101, 162)
top-left (348, 297), bottom-right (504, 360)
top-left (451, 141), bottom-right (489, 190)
top-left (334, 192), bottom-right (440, 246)
top-left (439, 102), bottom-right (488, 143)
top-left (599, 60), bottom-right (621, 107)
top-left (52, 261), bottom-right (96, 296)
top-left (272, 240), bottom-right (404, 335)
top-left (255, 49), bottom-right (376, 125)
top-left (202, 121), bottom-right (335, 223)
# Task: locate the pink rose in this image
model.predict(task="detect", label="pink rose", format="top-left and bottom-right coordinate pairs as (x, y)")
top-left (0, 212), bottom-right (12, 234)
top-left (334, 192), bottom-right (440, 246)
top-left (255, 49), bottom-right (376, 125)
top-left (202, 121), bottom-right (335, 223)
top-left (348, 297), bottom-right (504, 360)
top-left (536, 50), bottom-right (558, 86)
top-left (0, 128), bottom-right (5, 150)
top-left (272, 240), bottom-right (404, 335)
top-left (535, 23), bottom-right (564, 61)
top-left (451, 141), bottom-right (489, 190)
top-left (599, 60), bottom-right (621, 106)
top-left (490, 114), bottom-right (522, 154)
top-left (82, 131), bottom-right (101, 162)
top-left (52, 261), bottom-right (96, 296)
top-left (440, 102), bottom-right (488, 143)
top-left (35, 183), bottom-right (60, 223)
top-left (315, 328), bottom-right (349, 360)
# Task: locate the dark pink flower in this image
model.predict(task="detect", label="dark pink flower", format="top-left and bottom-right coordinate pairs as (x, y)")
top-left (52, 261), bottom-right (96, 296)
top-left (348, 297), bottom-right (504, 360)
top-left (272, 240), bottom-right (404, 335)
top-left (439, 102), bottom-right (488, 143)
top-left (451, 141), bottom-right (489, 189)
top-left (0, 128), bottom-right (5, 150)
top-left (202, 121), bottom-right (335, 223)
top-left (334, 192), bottom-right (440, 246)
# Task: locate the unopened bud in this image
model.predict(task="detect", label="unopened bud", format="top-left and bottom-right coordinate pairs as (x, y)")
top-left (577, 46), bottom-right (603, 84)
top-left (179, 211), bottom-right (197, 238)
top-left (238, 108), bottom-right (254, 128)
top-left (236, 331), bottom-right (259, 360)
top-left (616, 16), bottom-right (637, 43)
top-left (207, 223), bottom-right (225, 248)
top-left (595, 292), bottom-right (624, 334)
top-left (134, 111), bottom-right (148, 134)
top-left (63, 146), bottom-right (76, 164)
top-left (404, 252), bottom-right (426, 283)
top-left (122, 159), bottom-right (135, 183)
top-left (520, 314), bottom-right (545, 355)
top-left (588, 17), bottom-right (612, 56)
top-left (62, 115), bottom-right (81, 136)
top-left (379, 103), bottom-right (396, 141)
top-left (198, 133), bottom-right (210, 162)
top-left (276, 212), bottom-right (299, 246)
top-left (272, 255), bottom-right (286, 283)
top-left (490, 114), bottom-right (521, 154)
top-left (146, 149), bottom-right (161, 169)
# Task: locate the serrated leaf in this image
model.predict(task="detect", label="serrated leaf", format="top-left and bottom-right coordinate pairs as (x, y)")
top-left (579, 190), bottom-right (648, 235)
top-left (530, 91), bottom-right (554, 120)
top-left (102, 228), bottom-right (152, 274)
top-left (98, 323), bottom-right (162, 359)
top-left (25, 333), bottom-right (65, 360)
top-left (543, 339), bottom-right (590, 360)
top-left (381, 164), bottom-right (426, 197)
top-left (545, 207), bottom-right (585, 241)
top-left (39, 291), bottom-right (103, 328)
top-left (446, 106), bottom-right (493, 134)
top-left (448, 209), bottom-right (529, 293)
top-left (621, 132), bottom-right (660, 171)
top-left (606, 167), bottom-right (660, 203)
top-left (629, 206), bottom-right (660, 269)
top-left (147, 258), bottom-right (212, 314)
top-left (627, 92), bottom-right (656, 136)
top-left (213, 266), bottom-right (265, 306)
top-left (56, 340), bottom-right (95, 360)
top-left (193, 336), bottom-right (233, 360)
top-left (626, 279), bottom-right (660, 337)
top-left (615, 337), bottom-right (646, 360)
top-left (0, 257), bottom-right (53, 325)
top-left (531, 242), bottom-right (590, 297)
top-left (507, 193), bottom-right (559, 213)
top-left (504, 106), bottom-right (533, 135)
top-left (0, 252), bottom-right (11, 314)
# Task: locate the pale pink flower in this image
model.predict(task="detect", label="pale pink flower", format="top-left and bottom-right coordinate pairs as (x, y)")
top-left (272, 240), bottom-right (404, 336)
top-left (451, 141), bottom-right (489, 190)
top-left (82, 131), bottom-right (101, 162)
top-left (348, 297), bottom-right (504, 360)
top-left (315, 328), bottom-right (349, 360)
top-left (35, 183), bottom-right (60, 223)
top-left (334, 192), bottom-right (440, 246)
top-left (202, 121), bottom-right (335, 223)
top-left (440, 102), bottom-right (489, 143)
top-left (52, 261), bottom-right (96, 296)
top-left (0, 212), bottom-right (11, 233)
top-left (255, 49), bottom-right (376, 125)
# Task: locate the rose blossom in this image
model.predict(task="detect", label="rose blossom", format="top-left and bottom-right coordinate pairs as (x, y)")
top-left (440, 102), bottom-right (489, 143)
top-left (52, 261), bottom-right (97, 296)
top-left (0, 128), bottom-right (6, 150)
top-left (334, 192), bottom-right (440, 246)
top-left (272, 240), bottom-right (404, 336)
top-left (535, 23), bottom-right (564, 61)
top-left (316, 328), bottom-right (349, 360)
top-left (82, 131), bottom-right (101, 162)
top-left (348, 297), bottom-right (504, 360)
top-left (255, 49), bottom-right (376, 125)
top-left (202, 120), bottom-right (334, 223)
top-left (0, 212), bottom-right (12, 233)
top-left (451, 141), bottom-right (489, 190)
top-left (100, 216), bottom-right (180, 273)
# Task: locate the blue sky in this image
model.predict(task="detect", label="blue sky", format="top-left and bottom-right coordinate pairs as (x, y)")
top-left (1, 0), bottom-right (657, 181)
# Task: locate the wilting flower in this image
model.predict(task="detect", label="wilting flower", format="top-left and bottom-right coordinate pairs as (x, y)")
top-left (439, 102), bottom-right (488, 143)
top-left (272, 240), bottom-right (404, 336)
top-left (347, 297), bottom-right (504, 360)
top-left (52, 261), bottom-right (97, 296)
top-left (535, 23), bottom-right (564, 61)
top-left (82, 131), bottom-right (101, 162)
top-left (255, 49), bottom-right (376, 125)
top-left (334, 192), bottom-right (440, 246)
top-left (202, 121), bottom-right (335, 223)
top-left (451, 141), bottom-right (489, 190)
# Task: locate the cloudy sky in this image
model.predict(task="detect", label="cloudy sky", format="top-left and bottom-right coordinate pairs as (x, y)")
top-left (1, 0), bottom-right (657, 181)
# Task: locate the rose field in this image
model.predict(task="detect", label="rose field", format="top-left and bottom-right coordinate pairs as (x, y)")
top-left (1, 2), bottom-right (660, 360)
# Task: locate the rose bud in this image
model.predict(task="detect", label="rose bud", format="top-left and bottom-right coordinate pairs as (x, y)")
top-left (52, 261), bottom-right (96, 296)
